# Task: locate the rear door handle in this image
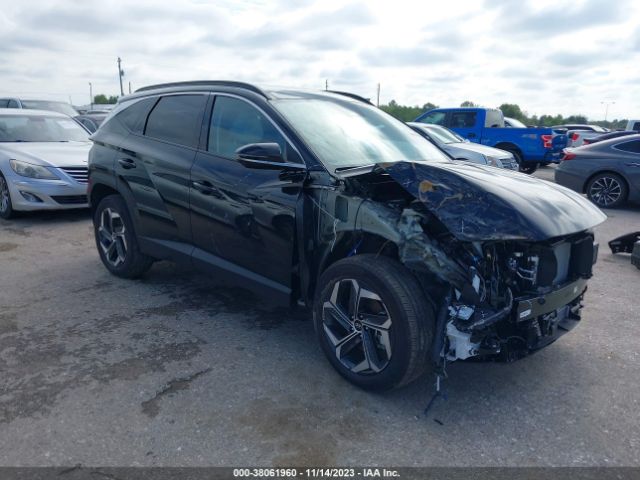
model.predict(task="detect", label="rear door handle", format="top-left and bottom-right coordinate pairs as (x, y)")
top-left (118, 158), bottom-right (136, 169)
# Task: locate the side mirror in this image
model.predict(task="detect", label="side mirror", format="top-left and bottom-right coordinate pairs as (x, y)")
top-left (236, 143), bottom-right (283, 163)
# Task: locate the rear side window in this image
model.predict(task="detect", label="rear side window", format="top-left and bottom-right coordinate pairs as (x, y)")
top-left (417, 111), bottom-right (446, 125)
top-left (451, 111), bottom-right (477, 128)
top-left (484, 110), bottom-right (503, 128)
top-left (0, 100), bottom-right (9, 108)
top-left (633, 122), bottom-right (640, 131)
top-left (144, 95), bottom-right (207, 148)
top-left (614, 140), bottom-right (640, 154)
top-left (116, 97), bottom-right (156, 134)
top-left (208, 96), bottom-right (287, 159)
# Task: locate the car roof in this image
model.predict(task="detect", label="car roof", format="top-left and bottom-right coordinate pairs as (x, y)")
top-left (583, 133), bottom-right (640, 148)
top-left (0, 108), bottom-right (68, 117)
top-left (125, 80), bottom-right (372, 104)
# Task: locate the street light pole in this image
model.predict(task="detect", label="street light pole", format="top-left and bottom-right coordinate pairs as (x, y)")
top-left (601, 101), bottom-right (615, 122)
top-left (89, 82), bottom-right (93, 110)
top-left (117, 57), bottom-right (124, 96)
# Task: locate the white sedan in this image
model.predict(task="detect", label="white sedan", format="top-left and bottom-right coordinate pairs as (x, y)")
top-left (0, 108), bottom-right (92, 218)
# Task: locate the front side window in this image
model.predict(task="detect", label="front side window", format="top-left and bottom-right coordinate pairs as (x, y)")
top-left (273, 96), bottom-right (448, 170)
top-left (144, 95), bottom-right (207, 148)
top-left (417, 111), bottom-right (446, 125)
top-left (208, 96), bottom-right (287, 159)
top-left (0, 115), bottom-right (90, 142)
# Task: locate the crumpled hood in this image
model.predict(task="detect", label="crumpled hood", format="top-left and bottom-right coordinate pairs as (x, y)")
top-left (382, 161), bottom-right (607, 241)
top-left (1, 142), bottom-right (91, 167)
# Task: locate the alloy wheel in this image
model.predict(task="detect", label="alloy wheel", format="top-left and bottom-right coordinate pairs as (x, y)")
top-left (0, 176), bottom-right (9, 213)
top-left (98, 208), bottom-right (128, 267)
top-left (589, 176), bottom-right (622, 207)
top-left (322, 279), bottom-right (393, 374)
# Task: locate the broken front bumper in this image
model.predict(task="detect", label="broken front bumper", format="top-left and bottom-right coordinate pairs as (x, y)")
top-left (447, 278), bottom-right (588, 362)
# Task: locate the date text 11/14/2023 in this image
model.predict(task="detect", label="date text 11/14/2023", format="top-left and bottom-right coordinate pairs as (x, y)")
top-left (233, 468), bottom-right (400, 478)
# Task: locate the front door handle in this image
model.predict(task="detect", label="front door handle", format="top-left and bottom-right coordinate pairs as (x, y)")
top-left (118, 158), bottom-right (136, 169)
top-left (192, 180), bottom-right (216, 195)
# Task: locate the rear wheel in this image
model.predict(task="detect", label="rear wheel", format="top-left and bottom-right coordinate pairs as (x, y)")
top-left (313, 254), bottom-right (435, 391)
top-left (94, 194), bottom-right (154, 278)
top-left (586, 172), bottom-right (628, 208)
top-left (0, 173), bottom-right (15, 220)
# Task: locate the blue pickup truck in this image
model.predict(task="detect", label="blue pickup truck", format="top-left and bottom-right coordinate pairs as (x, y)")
top-left (414, 107), bottom-right (567, 173)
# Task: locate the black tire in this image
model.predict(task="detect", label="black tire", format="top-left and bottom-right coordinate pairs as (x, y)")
top-left (0, 173), bottom-right (16, 220)
top-left (503, 147), bottom-right (537, 174)
top-left (586, 172), bottom-right (628, 208)
top-left (313, 254), bottom-right (435, 391)
top-left (93, 194), bottom-right (154, 278)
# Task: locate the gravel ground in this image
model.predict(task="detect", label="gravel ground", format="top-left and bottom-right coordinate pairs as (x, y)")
top-left (0, 165), bottom-right (639, 467)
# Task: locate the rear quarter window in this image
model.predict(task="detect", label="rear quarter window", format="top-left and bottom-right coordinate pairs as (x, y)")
top-left (614, 140), bottom-right (640, 154)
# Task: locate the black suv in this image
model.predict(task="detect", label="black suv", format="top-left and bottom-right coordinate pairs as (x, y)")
top-left (88, 81), bottom-right (606, 391)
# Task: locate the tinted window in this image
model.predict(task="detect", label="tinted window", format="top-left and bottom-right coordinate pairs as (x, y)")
top-left (417, 111), bottom-right (446, 125)
top-left (144, 95), bottom-right (207, 148)
top-left (633, 122), bottom-right (640, 131)
top-left (209, 96), bottom-right (287, 159)
top-left (0, 100), bottom-right (9, 108)
top-left (615, 140), bottom-right (640, 154)
top-left (8, 100), bottom-right (19, 108)
top-left (451, 111), bottom-right (477, 128)
top-left (116, 97), bottom-right (156, 134)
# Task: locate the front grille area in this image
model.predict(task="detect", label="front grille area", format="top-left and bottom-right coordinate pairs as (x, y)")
top-left (52, 195), bottom-right (88, 205)
top-left (60, 167), bottom-right (88, 184)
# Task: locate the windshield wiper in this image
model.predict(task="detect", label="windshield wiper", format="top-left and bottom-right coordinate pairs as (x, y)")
top-left (334, 163), bottom-right (376, 173)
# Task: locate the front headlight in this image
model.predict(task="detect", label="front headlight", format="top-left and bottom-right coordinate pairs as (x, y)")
top-left (484, 156), bottom-right (504, 168)
top-left (9, 159), bottom-right (59, 179)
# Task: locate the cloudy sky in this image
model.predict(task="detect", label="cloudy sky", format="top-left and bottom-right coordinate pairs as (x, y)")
top-left (1, 0), bottom-right (638, 120)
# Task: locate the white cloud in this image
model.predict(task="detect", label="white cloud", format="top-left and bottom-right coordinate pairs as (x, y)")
top-left (0, 0), bottom-right (638, 120)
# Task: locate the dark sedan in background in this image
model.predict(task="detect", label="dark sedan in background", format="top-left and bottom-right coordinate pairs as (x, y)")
top-left (555, 135), bottom-right (640, 208)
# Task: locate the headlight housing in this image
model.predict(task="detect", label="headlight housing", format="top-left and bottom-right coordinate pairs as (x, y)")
top-left (484, 156), bottom-right (504, 168)
top-left (9, 159), bottom-right (59, 179)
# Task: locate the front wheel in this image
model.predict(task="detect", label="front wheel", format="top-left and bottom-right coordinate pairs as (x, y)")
top-left (93, 194), bottom-right (154, 278)
top-left (313, 255), bottom-right (435, 391)
top-left (0, 173), bottom-right (15, 219)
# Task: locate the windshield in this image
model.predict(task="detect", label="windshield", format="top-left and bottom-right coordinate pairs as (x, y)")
top-left (506, 117), bottom-right (527, 128)
top-left (272, 97), bottom-right (448, 169)
top-left (21, 100), bottom-right (78, 117)
top-left (422, 125), bottom-right (464, 144)
top-left (0, 114), bottom-right (90, 142)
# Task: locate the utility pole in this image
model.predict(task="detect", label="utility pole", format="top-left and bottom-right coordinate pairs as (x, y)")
top-left (89, 82), bottom-right (93, 109)
top-left (128, 81), bottom-right (132, 94)
top-left (117, 57), bottom-right (124, 96)
top-left (376, 83), bottom-right (380, 107)
top-left (601, 101), bottom-right (615, 122)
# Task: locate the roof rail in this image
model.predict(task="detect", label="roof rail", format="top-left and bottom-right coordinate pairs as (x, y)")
top-left (325, 90), bottom-right (372, 105)
top-left (135, 80), bottom-right (268, 98)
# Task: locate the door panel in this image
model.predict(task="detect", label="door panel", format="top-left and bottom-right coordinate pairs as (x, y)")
top-left (190, 95), bottom-right (303, 290)
top-left (115, 94), bottom-right (208, 243)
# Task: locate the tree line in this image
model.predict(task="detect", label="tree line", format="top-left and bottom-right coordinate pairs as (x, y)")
top-left (380, 100), bottom-right (628, 130)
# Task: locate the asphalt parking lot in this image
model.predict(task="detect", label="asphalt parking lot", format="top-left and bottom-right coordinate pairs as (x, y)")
top-left (1, 165), bottom-right (639, 467)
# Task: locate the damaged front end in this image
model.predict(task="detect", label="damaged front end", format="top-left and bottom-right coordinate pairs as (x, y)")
top-left (330, 160), bottom-right (606, 366)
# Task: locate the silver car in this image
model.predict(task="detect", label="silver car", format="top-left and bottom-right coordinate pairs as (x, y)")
top-left (0, 109), bottom-right (91, 218)
top-left (407, 122), bottom-right (518, 170)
